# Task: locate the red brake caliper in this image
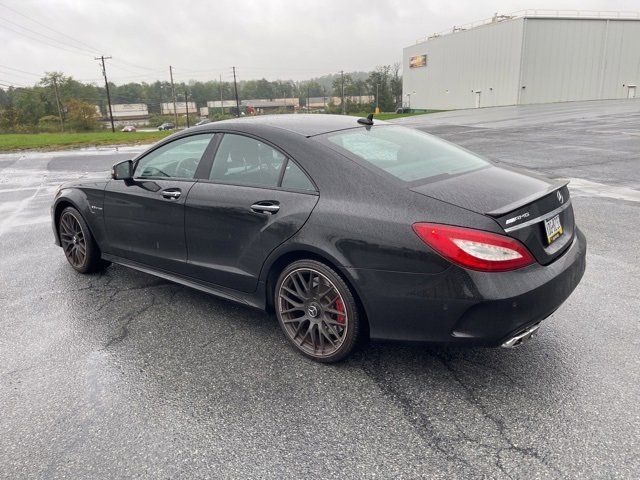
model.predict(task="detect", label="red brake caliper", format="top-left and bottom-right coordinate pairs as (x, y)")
top-left (335, 298), bottom-right (346, 325)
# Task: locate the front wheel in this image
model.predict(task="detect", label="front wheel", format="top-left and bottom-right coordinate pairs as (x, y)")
top-left (275, 260), bottom-right (361, 363)
top-left (58, 206), bottom-right (109, 274)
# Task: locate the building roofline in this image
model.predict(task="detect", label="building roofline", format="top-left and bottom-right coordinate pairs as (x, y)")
top-left (414, 9), bottom-right (640, 44)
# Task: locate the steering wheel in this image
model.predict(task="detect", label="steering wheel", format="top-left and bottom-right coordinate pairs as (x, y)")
top-left (175, 157), bottom-right (199, 178)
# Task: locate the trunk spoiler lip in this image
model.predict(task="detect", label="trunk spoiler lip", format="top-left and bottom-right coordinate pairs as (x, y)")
top-left (486, 179), bottom-right (570, 217)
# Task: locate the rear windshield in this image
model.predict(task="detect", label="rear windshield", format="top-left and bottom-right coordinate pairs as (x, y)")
top-left (323, 126), bottom-right (488, 182)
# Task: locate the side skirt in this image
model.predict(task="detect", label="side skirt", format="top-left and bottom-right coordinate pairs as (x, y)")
top-left (102, 253), bottom-right (267, 311)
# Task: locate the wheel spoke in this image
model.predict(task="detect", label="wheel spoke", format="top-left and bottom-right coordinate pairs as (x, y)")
top-left (280, 293), bottom-right (303, 308)
top-left (281, 285), bottom-right (302, 300)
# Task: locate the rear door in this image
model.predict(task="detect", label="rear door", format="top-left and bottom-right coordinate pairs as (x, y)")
top-left (103, 133), bottom-right (215, 273)
top-left (184, 132), bottom-right (319, 292)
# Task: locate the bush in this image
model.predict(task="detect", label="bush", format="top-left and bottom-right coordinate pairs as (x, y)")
top-left (38, 115), bottom-right (62, 133)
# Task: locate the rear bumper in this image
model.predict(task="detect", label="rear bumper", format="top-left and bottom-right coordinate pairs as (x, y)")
top-left (343, 228), bottom-right (587, 345)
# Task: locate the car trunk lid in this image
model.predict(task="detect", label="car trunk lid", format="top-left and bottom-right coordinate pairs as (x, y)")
top-left (410, 165), bottom-right (575, 265)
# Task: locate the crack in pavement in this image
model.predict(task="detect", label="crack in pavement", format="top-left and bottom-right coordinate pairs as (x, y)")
top-left (434, 352), bottom-right (564, 479)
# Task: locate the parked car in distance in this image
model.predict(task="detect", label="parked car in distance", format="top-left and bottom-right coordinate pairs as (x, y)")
top-left (51, 114), bottom-right (586, 363)
top-left (195, 118), bottom-right (211, 126)
top-left (121, 125), bottom-right (136, 132)
top-left (158, 122), bottom-right (175, 131)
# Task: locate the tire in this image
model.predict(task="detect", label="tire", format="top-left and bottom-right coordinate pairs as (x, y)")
top-left (58, 206), bottom-right (109, 274)
top-left (274, 259), bottom-right (361, 363)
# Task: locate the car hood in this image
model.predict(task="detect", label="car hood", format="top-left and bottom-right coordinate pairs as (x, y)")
top-left (409, 165), bottom-right (566, 215)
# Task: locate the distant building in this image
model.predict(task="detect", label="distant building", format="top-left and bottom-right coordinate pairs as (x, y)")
top-left (330, 95), bottom-right (375, 105)
top-left (207, 100), bottom-right (239, 109)
top-left (161, 102), bottom-right (197, 115)
top-left (307, 97), bottom-right (330, 108)
top-left (106, 103), bottom-right (149, 126)
top-left (242, 98), bottom-right (299, 112)
top-left (403, 10), bottom-right (640, 110)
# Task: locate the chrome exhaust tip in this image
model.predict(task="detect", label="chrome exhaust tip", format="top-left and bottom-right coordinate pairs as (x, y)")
top-left (501, 323), bottom-right (541, 348)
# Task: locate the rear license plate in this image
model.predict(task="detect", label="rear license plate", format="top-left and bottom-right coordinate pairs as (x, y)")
top-left (544, 214), bottom-right (563, 244)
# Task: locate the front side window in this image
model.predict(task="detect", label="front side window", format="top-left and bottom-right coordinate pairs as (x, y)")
top-left (135, 133), bottom-right (214, 179)
top-left (209, 134), bottom-right (285, 188)
top-left (323, 126), bottom-right (488, 183)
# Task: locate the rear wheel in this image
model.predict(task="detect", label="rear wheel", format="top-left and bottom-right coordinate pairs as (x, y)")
top-left (275, 260), bottom-right (361, 363)
top-left (58, 206), bottom-right (109, 274)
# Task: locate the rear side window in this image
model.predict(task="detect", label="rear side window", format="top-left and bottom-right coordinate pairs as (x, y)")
top-left (281, 161), bottom-right (315, 191)
top-left (210, 134), bottom-right (285, 187)
top-left (324, 126), bottom-right (488, 182)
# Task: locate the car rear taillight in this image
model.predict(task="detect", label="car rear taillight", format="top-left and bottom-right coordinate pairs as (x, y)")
top-left (412, 223), bottom-right (535, 272)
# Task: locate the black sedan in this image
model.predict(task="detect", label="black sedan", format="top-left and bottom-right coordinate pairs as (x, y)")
top-left (51, 114), bottom-right (586, 362)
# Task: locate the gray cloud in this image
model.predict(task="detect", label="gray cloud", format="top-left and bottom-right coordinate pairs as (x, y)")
top-left (0, 0), bottom-right (638, 85)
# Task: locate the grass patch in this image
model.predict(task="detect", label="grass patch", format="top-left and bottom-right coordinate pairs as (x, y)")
top-left (0, 131), bottom-right (173, 152)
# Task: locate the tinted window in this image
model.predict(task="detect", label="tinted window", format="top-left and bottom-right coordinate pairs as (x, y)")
top-left (210, 134), bottom-right (285, 187)
top-left (135, 134), bottom-right (213, 179)
top-left (281, 161), bottom-right (315, 191)
top-left (324, 126), bottom-right (487, 182)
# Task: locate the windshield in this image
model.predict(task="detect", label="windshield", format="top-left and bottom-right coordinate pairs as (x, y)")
top-left (323, 126), bottom-right (488, 182)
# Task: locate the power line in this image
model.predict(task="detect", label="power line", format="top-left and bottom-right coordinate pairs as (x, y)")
top-left (0, 21), bottom-right (93, 57)
top-left (0, 1), bottom-right (104, 54)
top-left (0, 64), bottom-right (42, 77)
top-left (0, 16), bottom-right (97, 55)
top-left (0, 77), bottom-right (26, 87)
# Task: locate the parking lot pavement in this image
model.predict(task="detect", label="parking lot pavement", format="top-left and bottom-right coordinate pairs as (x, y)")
top-left (1, 99), bottom-right (639, 478)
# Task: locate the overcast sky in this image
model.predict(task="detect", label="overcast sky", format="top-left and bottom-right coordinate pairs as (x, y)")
top-left (0, 0), bottom-right (638, 86)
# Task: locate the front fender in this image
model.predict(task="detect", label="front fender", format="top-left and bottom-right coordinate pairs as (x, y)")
top-left (52, 186), bottom-right (106, 249)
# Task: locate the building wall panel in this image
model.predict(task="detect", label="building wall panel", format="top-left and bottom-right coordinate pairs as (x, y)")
top-left (403, 18), bottom-right (524, 110)
top-left (520, 18), bottom-right (640, 103)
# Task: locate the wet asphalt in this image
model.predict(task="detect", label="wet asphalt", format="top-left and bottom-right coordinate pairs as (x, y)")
top-left (1, 99), bottom-right (639, 479)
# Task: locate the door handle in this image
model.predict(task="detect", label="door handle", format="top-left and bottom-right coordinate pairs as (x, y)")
top-left (161, 189), bottom-right (181, 200)
top-left (251, 202), bottom-right (280, 214)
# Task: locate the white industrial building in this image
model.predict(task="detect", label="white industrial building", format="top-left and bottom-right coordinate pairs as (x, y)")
top-left (403, 11), bottom-right (640, 110)
top-left (161, 102), bottom-right (197, 115)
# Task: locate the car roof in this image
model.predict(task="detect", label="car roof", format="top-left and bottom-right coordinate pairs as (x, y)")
top-left (193, 114), bottom-right (390, 137)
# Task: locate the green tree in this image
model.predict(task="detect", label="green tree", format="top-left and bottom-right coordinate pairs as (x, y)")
top-left (66, 99), bottom-right (99, 131)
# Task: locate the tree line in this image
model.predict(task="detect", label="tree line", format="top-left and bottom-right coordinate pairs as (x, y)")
top-left (0, 64), bottom-right (402, 133)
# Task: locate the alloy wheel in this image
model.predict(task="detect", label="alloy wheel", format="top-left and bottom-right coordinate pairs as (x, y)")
top-left (278, 268), bottom-right (348, 358)
top-left (59, 212), bottom-right (86, 268)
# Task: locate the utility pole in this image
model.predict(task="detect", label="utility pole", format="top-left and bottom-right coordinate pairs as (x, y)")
top-left (51, 74), bottom-right (64, 132)
top-left (169, 65), bottom-right (178, 126)
top-left (232, 66), bottom-right (240, 117)
top-left (340, 70), bottom-right (345, 115)
top-left (307, 84), bottom-right (310, 113)
top-left (95, 56), bottom-right (115, 132)
top-left (219, 74), bottom-right (224, 115)
top-left (322, 86), bottom-right (326, 109)
top-left (376, 83), bottom-right (380, 114)
top-left (184, 90), bottom-right (190, 128)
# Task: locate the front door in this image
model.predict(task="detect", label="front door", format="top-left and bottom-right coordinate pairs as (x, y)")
top-left (103, 133), bottom-right (215, 273)
top-left (184, 133), bottom-right (319, 292)
top-left (628, 86), bottom-right (636, 99)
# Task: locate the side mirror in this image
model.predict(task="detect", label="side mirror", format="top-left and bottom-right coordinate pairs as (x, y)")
top-left (111, 160), bottom-right (133, 180)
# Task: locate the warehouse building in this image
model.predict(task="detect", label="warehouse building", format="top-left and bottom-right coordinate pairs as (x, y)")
top-left (403, 10), bottom-right (640, 110)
